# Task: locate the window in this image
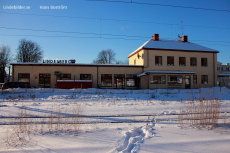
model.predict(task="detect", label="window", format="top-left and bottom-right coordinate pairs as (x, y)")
top-left (80, 74), bottom-right (91, 80)
top-left (101, 74), bottom-right (112, 87)
top-left (227, 67), bottom-right (229, 71)
top-left (126, 74), bottom-right (137, 87)
top-left (168, 75), bottom-right (182, 84)
top-left (114, 74), bottom-right (125, 88)
top-left (150, 75), bottom-right (166, 84)
top-left (134, 59), bottom-right (136, 65)
top-left (155, 56), bottom-right (162, 65)
top-left (61, 74), bottom-right (71, 80)
top-left (201, 75), bottom-right (208, 84)
top-left (39, 73), bottom-right (51, 88)
top-left (18, 73), bottom-right (30, 86)
top-left (193, 75), bottom-right (197, 84)
top-left (167, 56), bottom-right (174, 66)
top-left (217, 67), bottom-right (220, 71)
top-left (190, 57), bottom-right (197, 66)
top-left (201, 58), bottom-right (208, 67)
top-left (179, 57), bottom-right (186, 66)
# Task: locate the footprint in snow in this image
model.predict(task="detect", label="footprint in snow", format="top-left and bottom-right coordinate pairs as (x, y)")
top-left (115, 124), bottom-right (155, 153)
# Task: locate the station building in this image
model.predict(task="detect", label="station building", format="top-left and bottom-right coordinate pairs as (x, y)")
top-left (11, 34), bottom-right (219, 89)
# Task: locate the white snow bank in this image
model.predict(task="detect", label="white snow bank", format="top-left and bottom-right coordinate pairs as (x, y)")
top-left (0, 87), bottom-right (229, 94)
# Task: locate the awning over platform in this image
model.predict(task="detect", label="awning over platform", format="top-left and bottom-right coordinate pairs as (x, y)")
top-left (137, 70), bottom-right (195, 77)
top-left (218, 74), bottom-right (230, 77)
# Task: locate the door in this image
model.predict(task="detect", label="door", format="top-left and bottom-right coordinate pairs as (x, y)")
top-left (185, 75), bottom-right (191, 89)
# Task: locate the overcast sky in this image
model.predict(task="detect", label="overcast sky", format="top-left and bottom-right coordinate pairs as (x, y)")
top-left (0, 0), bottom-right (230, 64)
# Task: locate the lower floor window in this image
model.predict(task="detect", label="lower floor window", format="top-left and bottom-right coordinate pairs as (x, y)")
top-left (126, 74), bottom-right (137, 87)
top-left (114, 74), bottom-right (125, 88)
top-left (193, 75), bottom-right (197, 84)
top-left (80, 74), bottom-right (91, 80)
top-left (168, 75), bottom-right (182, 84)
top-left (18, 73), bottom-right (30, 86)
top-left (101, 74), bottom-right (112, 87)
top-left (39, 73), bottom-right (51, 88)
top-left (61, 74), bottom-right (71, 80)
top-left (201, 75), bottom-right (208, 84)
top-left (150, 75), bottom-right (166, 84)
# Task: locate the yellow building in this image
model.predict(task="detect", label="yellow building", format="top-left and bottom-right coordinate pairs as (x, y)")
top-left (11, 34), bottom-right (219, 89)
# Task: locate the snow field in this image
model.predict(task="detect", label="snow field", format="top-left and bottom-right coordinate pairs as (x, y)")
top-left (0, 87), bottom-right (230, 152)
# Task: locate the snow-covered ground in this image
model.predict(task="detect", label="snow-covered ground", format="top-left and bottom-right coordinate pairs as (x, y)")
top-left (0, 87), bottom-right (230, 153)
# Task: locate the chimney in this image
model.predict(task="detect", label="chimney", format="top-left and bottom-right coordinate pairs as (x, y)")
top-left (180, 35), bottom-right (188, 42)
top-left (152, 34), bottom-right (159, 41)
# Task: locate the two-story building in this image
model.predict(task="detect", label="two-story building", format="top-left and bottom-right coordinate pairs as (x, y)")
top-left (128, 34), bottom-right (219, 89)
top-left (11, 34), bottom-right (219, 89)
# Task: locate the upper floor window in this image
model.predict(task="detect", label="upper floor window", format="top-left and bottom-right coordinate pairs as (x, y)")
top-left (167, 56), bottom-right (174, 66)
top-left (201, 58), bottom-right (208, 67)
top-left (190, 57), bottom-right (197, 66)
top-left (179, 57), bottom-right (186, 66)
top-left (155, 56), bottom-right (162, 65)
top-left (226, 67), bottom-right (229, 71)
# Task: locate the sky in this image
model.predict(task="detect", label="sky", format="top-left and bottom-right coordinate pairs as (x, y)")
top-left (0, 0), bottom-right (230, 64)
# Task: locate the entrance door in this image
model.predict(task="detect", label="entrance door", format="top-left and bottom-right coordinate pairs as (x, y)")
top-left (185, 75), bottom-right (191, 89)
top-left (39, 73), bottom-right (51, 88)
top-left (114, 74), bottom-right (125, 89)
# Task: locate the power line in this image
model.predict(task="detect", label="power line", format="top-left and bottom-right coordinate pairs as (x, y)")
top-left (0, 34), bottom-right (147, 41)
top-left (0, 34), bottom-right (230, 46)
top-left (2, 26), bottom-right (230, 44)
top-left (0, 26), bottom-right (149, 39)
top-left (86, 0), bottom-right (230, 13)
top-left (0, 11), bottom-right (230, 30)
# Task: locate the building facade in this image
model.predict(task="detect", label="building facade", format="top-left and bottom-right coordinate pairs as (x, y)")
top-left (11, 34), bottom-right (219, 89)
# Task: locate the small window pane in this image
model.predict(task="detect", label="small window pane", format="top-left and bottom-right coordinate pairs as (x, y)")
top-left (155, 56), bottom-right (162, 65)
top-left (167, 56), bottom-right (174, 66)
top-left (168, 75), bottom-right (182, 84)
top-left (179, 57), bottom-right (186, 66)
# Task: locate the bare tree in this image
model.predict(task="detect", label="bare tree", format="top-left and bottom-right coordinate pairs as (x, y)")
top-left (116, 59), bottom-right (128, 64)
top-left (0, 45), bottom-right (12, 82)
top-left (15, 39), bottom-right (43, 62)
top-left (92, 49), bottom-right (116, 64)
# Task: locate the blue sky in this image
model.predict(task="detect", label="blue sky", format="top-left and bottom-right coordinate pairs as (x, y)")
top-left (0, 0), bottom-right (230, 64)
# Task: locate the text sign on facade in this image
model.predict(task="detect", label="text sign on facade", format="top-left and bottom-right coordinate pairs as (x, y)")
top-left (42, 59), bottom-right (75, 64)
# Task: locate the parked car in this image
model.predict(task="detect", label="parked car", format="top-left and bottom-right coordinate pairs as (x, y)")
top-left (1, 82), bottom-right (31, 90)
top-left (0, 83), bottom-right (4, 89)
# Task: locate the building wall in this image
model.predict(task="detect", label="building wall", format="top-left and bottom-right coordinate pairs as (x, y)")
top-left (128, 50), bottom-right (144, 65)
top-left (12, 64), bottom-right (143, 89)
